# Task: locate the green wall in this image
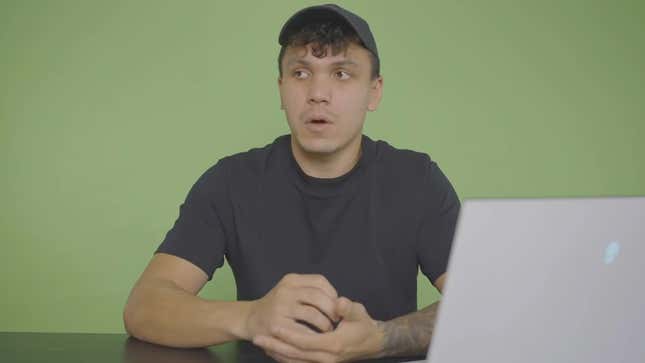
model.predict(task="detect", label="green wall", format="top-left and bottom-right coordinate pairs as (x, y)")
top-left (2, 1), bottom-right (643, 333)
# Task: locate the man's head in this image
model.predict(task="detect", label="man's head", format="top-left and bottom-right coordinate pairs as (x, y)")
top-left (277, 4), bottom-right (383, 158)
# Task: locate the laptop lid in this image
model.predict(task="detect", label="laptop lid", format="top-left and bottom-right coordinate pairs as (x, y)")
top-left (426, 197), bottom-right (645, 363)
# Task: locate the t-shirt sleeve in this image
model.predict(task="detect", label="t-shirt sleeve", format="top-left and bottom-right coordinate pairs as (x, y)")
top-left (155, 160), bottom-right (229, 280)
top-left (416, 158), bottom-right (461, 285)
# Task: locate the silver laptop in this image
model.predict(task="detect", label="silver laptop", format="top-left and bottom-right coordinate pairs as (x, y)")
top-left (421, 197), bottom-right (645, 363)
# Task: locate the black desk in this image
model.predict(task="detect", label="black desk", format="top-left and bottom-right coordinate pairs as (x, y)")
top-left (0, 332), bottom-right (424, 363)
top-left (1, 333), bottom-right (234, 363)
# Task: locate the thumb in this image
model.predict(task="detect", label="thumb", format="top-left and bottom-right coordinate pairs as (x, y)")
top-left (336, 297), bottom-right (367, 322)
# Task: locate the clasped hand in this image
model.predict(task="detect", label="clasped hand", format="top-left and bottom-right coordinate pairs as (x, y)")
top-left (244, 273), bottom-right (383, 363)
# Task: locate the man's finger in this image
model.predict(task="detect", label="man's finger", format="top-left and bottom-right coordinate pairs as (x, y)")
top-left (283, 273), bottom-right (338, 301)
top-left (336, 296), bottom-right (368, 322)
top-left (254, 334), bottom-right (333, 362)
top-left (254, 335), bottom-right (304, 360)
top-left (337, 296), bottom-right (352, 319)
top-left (290, 305), bottom-right (334, 332)
top-left (285, 318), bottom-right (320, 335)
top-left (266, 349), bottom-right (310, 363)
top-left (272, 326), bottom-right (341, 354)
top-left (295, 287), bottom-right (339, 323)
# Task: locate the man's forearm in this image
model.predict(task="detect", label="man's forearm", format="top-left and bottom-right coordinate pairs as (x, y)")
top-left (375, 301), bottom-right (440, 358)
top-left (123, 278), bottom-right (254, 348)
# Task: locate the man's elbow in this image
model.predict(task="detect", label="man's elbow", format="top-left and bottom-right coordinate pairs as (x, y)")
top-left (123, 299), bottom-right (148, 339)
top-left (122, 302), bottom-right (138, 337)
top-left (122, 295), bottom-right (179, 347)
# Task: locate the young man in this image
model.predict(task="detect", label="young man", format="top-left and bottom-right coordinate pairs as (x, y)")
top-left (124, 4), bottom-right (460, 363)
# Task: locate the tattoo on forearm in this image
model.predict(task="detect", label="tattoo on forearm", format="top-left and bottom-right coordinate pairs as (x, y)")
top-left (377, 301), bottom-right (440, 358)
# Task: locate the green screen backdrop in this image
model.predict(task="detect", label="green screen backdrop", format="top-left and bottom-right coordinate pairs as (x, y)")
top-left (1, 1), bottom-right (643, 333)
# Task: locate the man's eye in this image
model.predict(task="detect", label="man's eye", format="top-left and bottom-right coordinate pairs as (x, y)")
top-left (293, 70), bottom-right (309, 79)
top-left (335, 71), bottom-right (350, 80)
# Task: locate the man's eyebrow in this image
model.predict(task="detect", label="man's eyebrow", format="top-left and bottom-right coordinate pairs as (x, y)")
top-left (285, 59), bottom-right (360, 68)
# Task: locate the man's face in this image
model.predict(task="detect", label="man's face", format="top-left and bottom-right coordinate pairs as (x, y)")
top-left (278, 42), bottom-right (383, 157)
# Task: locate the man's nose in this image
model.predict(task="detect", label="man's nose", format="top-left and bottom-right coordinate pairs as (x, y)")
top-left (307, 75), bottom-right (331, 105)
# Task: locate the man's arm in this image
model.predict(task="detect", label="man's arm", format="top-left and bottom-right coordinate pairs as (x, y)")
top-left (124, 253), bottom-right (340, 348)
top-left (123, 253), bottom-right (254, 347)
top-left (376, 273), bottom-right (446, 357)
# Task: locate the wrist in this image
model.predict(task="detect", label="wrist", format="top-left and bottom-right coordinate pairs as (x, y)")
top-left (236, 300), bottom-right (258, 341)
top-left (355, 319), bottom-right (387, 361)
top-left (370, 320), bottom-right (387, 358)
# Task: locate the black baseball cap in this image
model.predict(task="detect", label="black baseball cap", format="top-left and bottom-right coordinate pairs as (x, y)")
top-left (278, 3), bottom-right (379, 61)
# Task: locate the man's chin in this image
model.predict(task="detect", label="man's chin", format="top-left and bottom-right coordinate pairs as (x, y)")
top-left (300, 142), bottom-right (338, 156)
top-left (293, 135), bottom-right (338, 156)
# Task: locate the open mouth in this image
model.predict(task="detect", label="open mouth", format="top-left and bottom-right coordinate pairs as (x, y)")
top-left (305, 114), bottom-right (332, 129)
top-left (305, 118), bottom-right (331, 131)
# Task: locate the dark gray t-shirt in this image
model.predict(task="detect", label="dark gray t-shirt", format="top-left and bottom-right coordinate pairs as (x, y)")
top-left (156, 133), bottom-right (460, 322)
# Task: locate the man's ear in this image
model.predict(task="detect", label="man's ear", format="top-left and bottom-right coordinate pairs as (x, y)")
top-left (277, 76), bottom-right (284, 110)
top-left (367, 75), bottom-right (384, 112)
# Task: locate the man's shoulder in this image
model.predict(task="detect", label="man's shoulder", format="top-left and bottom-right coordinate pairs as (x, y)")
top-left (371, 137), bottom-right (435, 176)
top-left (214, 134), bottom-right (289, 177)
top-left (371, 138), bottom-right (458, 206)
top-left (225, 136), bottom-right (280, 158)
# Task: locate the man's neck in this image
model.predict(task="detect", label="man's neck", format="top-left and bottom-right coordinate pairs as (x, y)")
top-left (291, 135), bottom-right (362, 179)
